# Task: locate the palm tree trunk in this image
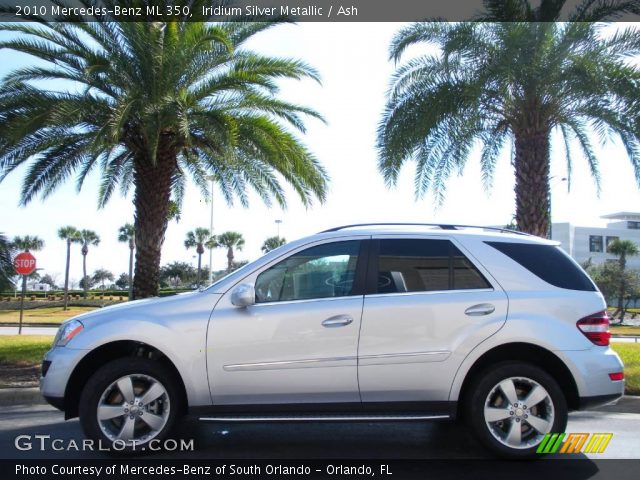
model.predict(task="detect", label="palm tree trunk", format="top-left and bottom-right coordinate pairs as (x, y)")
top-left (619, 256), bottom-right (627, 321)
top-left (128, 245), bottom-right (134, 301)
top-left (227, 247), bottom-right (233, 272)
top-left (132, 147), bottom-right (177, 299)
top-left (63, 239), bottom-right (71, 311)
top-left (82, 253), bottom-right (87, 296)
top-left (513, 125), bottom-right (551, 238)
top-left (197, 253), bottom-right (202, 287)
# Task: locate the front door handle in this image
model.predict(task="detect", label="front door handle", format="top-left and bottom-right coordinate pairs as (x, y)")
top-left (465, 303), bottom-right (496, 316)
top-left (322, 315), bottom-right (354, 328)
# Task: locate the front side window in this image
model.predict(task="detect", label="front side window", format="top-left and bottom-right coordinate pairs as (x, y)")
top-left (376, 239), bottom-right (490, 294)
top-left (255, 241), bottom-right (360, 303)
top-left (589, 235), bottom-right (603, 253)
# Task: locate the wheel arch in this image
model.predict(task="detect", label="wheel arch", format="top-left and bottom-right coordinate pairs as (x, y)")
top-left (454, 342), bottom-right (580, 417)
top-left (63, 340), bottom-right (188, 419)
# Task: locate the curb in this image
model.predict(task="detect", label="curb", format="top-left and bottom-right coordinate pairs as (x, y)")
top-left (0, 387), bottom-right (46, 407)
top-left (593, 395), bottom-right (640, 414)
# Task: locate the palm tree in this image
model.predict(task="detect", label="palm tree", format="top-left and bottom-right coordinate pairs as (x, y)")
top-left (261, 236), bottom-right (286, 253)
top-left (184, 228), bottom-right (215, 288)
top-left (0, 233), bottom-right (15, 291)
top-left (118, 223), bottom-right (135, 300)
top-left (0, 8), bottom-right (328, 299)
top-left (608, 239), bottom-right (640, 321)
top-left (12, 235), bottom-right (44, 252)
top-left (378, 2), bottom-right (640, 237)
top-left (58, 226), bottom-right (81, 310)
top-left (92, 268), bottom-right (115, 289)
top-left (215, 232), bottom-right (245, 272)
top-left (78, 230), bottom-right (100, 295)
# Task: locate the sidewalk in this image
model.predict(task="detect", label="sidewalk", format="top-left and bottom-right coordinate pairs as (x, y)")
top-left (0, 326), bottom-right (57, 335)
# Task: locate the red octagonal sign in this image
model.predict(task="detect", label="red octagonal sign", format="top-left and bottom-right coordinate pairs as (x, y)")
top-left (14, 251), bottom-right (36, 276)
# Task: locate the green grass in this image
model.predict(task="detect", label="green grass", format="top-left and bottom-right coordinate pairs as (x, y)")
top-left (612, 343), bottom-right (640, 396)
top-left (0, 306), bottom-right (96, 325)
top-left (0, 336), bottom-right (53, 365)
top-left (610, 325), bottom-right (640, 336)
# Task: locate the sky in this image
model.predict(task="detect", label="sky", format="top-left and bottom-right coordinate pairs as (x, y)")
top-left (1, 22), bottom-right (640, 288)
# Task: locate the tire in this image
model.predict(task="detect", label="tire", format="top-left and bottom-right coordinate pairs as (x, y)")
top-left (466, 361), bottom-right (568, 459)
top-left (79, 357), bottom-right (183, 453)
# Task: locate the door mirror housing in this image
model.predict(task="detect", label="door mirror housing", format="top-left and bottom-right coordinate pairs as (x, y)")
top-left (231, 283), bottom-right (255, 307)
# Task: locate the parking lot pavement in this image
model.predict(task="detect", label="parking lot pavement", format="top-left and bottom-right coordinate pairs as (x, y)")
top-left (0, 404), bottom-right (638, 460)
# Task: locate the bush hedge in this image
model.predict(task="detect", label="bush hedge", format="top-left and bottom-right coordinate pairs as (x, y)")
top-left (0, 287), bottom-right (195, 301)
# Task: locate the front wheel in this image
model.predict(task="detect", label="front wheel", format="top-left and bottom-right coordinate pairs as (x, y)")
top-left (79, 357), bottom-right (183, 452)
top-left (466, 362), bottom-right (568, 458)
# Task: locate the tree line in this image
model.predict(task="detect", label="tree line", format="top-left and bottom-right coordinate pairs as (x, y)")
top-left (0, 228), bottom-right (287, 309)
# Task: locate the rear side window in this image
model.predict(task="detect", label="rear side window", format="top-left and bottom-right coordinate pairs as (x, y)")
top-left (485, 242), bottom-right (596, 291)
top-left (375, 239), bottom-right (491, 294)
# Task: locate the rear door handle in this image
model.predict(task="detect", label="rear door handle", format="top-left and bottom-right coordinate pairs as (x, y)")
top-left (322, 315), bottom-right (354, 328)
top-left (465, 303), bottom-right (495, 316)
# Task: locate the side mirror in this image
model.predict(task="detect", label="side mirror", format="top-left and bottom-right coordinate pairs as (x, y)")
top-left (231, 283), bottom-right (255, 307)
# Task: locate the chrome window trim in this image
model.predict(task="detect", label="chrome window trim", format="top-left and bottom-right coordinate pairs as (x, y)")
top-left (251, 294), bottom-right (364, 307)
top-left (365, 288), bottom-right (494, 299)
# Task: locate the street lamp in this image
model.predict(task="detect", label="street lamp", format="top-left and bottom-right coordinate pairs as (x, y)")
top-left (548, 176), bottom-right (567, 239)
top-left (275, 219), bottom-right (282, 238)
top-left (206, 175), bottom-right (215, 283)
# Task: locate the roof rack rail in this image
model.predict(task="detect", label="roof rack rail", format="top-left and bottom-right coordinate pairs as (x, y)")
top-left (319, 223), bottom-right (532, 236)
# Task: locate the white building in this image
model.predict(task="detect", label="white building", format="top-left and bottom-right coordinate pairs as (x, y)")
top-left (27, 282), bottom-right (51, 292)
top-left (552, 212), bottom-right (640, 270)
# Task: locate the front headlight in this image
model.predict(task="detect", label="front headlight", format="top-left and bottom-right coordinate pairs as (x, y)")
top-left (54, 319), bottom-right (84, 346)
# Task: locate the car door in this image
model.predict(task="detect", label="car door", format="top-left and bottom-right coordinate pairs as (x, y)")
top-left (358, 236), bottom-right (508, 404)
top-left (207, 238), bottom-right (368, 405)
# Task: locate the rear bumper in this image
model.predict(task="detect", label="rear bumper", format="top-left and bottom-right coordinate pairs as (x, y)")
top-left (560, 347), bottom-right (625, 400)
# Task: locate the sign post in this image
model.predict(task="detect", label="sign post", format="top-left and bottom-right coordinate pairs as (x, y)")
top-left (13, 252), bottom-right (36, 335)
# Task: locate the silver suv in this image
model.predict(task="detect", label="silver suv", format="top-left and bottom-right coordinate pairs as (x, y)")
top-left (40, 224), bottom-right (625, 458)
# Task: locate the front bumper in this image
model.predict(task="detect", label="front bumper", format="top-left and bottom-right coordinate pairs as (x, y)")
top-left (43, 395), bottom-right (65, 411)
top-left (39, 346), bottom-right (88, 402)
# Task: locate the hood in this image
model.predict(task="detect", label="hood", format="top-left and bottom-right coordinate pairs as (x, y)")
top-left (67, 291), bottom-right (202, 325)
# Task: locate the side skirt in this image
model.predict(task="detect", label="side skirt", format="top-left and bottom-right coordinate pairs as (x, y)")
top-left (190, 401), bottom-right (457, 422)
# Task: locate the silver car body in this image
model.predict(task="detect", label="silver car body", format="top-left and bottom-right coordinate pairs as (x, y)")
top-left (41, 227), bottom-right (624, 416)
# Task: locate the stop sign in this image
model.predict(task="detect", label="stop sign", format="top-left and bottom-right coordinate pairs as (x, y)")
top-left (14, 252), bottom-right (36, 276)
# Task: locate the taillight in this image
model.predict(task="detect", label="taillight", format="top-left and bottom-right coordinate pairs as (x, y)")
top-left (577, 311), bottom-right (611, 346)
top-left (609, 372), bottom-right (624, 381)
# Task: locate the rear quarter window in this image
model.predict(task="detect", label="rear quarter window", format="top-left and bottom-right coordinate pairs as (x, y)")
top-left (485, 241), bottom-right (596, 292)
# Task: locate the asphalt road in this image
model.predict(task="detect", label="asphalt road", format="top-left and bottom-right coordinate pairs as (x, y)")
top-left (1, 404), bottom-right (638, 460)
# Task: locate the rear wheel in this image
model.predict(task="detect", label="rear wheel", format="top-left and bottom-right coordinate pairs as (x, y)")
top-left (467, 362), bottom-right (567, 458)
top-left (79, 357), bottom-right (182, 452)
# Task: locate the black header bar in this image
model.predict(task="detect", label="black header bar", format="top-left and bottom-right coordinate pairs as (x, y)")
top-left (1, 0), bottom-right (639, 22)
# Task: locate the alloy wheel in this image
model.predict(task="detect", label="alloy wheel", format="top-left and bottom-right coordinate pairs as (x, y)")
top-left (483, 376), bottom-right (555, 450)
top-left (97, 373), bottom-right (170, 445)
